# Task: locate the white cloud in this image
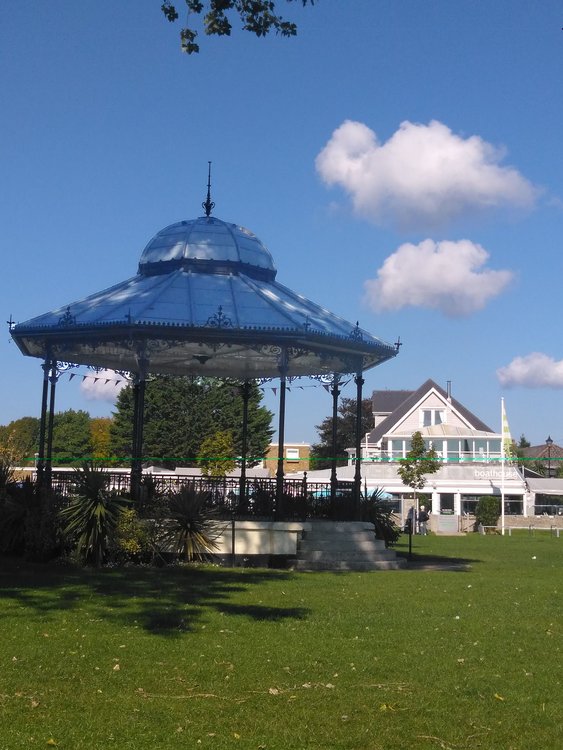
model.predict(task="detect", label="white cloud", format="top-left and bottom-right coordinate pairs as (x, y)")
top-left (364, 239), bottom-right (513, 317)
top-left (497, 353), bottom-right (563, 388)
top-left (316, 119), bottom-right (537, 230)
top-left (79, 370), bottom-right (129, 402)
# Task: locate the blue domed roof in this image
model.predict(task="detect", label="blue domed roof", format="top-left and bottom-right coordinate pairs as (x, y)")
top-left (12, 210), bottom-right (398, 379)
top-left (138, 216), bottom-right (276, 277)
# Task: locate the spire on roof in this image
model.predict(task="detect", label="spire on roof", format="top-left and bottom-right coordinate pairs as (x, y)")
top-left (202, 161), bottom-right (215, 217)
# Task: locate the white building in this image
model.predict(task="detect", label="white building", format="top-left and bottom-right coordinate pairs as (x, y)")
top-left (304, 379), bottom-right (530, 529)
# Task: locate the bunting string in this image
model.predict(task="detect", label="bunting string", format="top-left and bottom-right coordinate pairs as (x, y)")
top-left (65, 371), bottom-right (350, 393)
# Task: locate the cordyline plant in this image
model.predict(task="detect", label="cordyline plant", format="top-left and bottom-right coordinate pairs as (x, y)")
top-left (60, 463), bottom-right (130, 567)
top-left (360, 487), bottom-right (401, 548)
top-left (159, 484), bottom-right (223, 562)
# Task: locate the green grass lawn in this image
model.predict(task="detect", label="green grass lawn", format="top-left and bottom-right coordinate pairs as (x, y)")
top-left (0, 534), bottom-right (561, 750)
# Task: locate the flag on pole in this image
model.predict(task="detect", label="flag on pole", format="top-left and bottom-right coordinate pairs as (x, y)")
top-left (500, 397), bottom-right (512, 536)
top-left (501, 397), bottom-right (514, 462)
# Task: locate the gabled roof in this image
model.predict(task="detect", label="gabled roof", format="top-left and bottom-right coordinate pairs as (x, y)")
top-left (367, 378), bottom-right (493, 444)
top-left (371, 389), bottom-right (412, 414)
top-left (520, 444), bottom-right (563, 460)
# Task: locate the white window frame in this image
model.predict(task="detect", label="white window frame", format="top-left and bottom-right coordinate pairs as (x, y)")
top-left (420, 408), bottom-right (446, 427)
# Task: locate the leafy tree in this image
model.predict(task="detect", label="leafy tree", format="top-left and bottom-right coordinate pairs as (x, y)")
top-left (52, 410), bottom-right (92, 465)
top-left (161, 0), bottom-right (315, 54)
top-left (311, 397), bottom-right (373, 470)
top-left (110, 376), bottom-right (273, 467)
top-left (398, 431), bottom-right (440, 503)
top-left (0, 417), bottom-right (40, 464)
top-left (90, 417), bottom-right (113, 460)
top-left (475, 495), bottom-right (500, 529)
top-left (198, 430), bottom-right (237, 477)
top-left (518, 434), bottom-right (531, 449)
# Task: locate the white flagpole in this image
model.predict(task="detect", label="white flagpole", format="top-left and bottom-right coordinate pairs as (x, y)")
top-left (501, 397), bottom-right (505, 536)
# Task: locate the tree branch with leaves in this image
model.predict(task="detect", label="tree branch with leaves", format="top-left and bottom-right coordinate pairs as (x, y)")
top-left (161, 0), bottom-right (315, 53)
top-left (397, 431), bottom-right (441, 511)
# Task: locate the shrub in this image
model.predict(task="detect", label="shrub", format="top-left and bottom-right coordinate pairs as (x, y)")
top-left (0, 479), bottom-right (65, 560)
top-left (475, 495), bottom-right (500, 529)
top-left (109, 508), bottom-right (152, 563)
top-left (360, 489), bottom-right (401, 547)
top-left (158, 484), bottom-right (223, 561)
top-left (60, 463), bottom-right (130, 566)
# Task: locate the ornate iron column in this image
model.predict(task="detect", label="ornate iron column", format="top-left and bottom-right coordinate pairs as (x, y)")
top-left (130, 355), bottom-right (149, 500)
top-left (330, 373), bottom-right (341, 504)
top-left (36, 358), bottom-right (51, 488)
top-left (275, 349), bottom-right (289, 516)
top-left (238, 379), bottom-right (251, 514)
top-left (354, 367), bottom-right (365, 519)
top-left (44, 361), bottom-right (59, 489)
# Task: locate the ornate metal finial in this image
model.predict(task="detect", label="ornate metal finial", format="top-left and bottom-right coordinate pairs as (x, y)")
top-left (205, 305), bottom-right (233, 329)
top-left (58, 306), bottom-right (76, 327)
top-left (202, 161), bottom-right (215, 217)
top-left (349, 321), bottom-right (364, 342)
top-left (6, 314), bottom-right (15, 331)
top-left (394, 336), bottom-right (402, 352)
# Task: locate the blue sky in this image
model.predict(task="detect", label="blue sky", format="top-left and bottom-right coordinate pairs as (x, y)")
top-left (2, 0), bottom-right (563, 447)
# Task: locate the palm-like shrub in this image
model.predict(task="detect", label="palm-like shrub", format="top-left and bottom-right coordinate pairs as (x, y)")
top-left (60, 463), bottom-right (130, 566)
top-left (360, 488), bottom-right (401, 547)
top-left (159, 485), bottom-right (222, 561)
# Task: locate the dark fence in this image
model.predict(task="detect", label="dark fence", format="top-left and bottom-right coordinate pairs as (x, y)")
top-left (50, 470), bottom-right (358, 522)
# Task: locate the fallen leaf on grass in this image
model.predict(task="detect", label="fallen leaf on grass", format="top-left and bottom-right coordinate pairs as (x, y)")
top-left (494, 693), bottom-right (505, 701)
top-left (268, 688), bottom-right (280, 695)
top-left (46, 740), bottom-right (58, 746)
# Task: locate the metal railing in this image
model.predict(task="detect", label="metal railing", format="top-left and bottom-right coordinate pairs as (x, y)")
top-left (50, 470), bottom-right (358, 521)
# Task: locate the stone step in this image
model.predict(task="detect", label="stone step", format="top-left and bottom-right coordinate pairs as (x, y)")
top-left (298, 538), bottom-right (387, 552)
top-left (295, 559), bottom-right (406, 571)
top-left (294, 521), bottom-right (404, 572)
top-left (298, 556), bottom-right (399, 567)
top-left (299, 545), bottom-right (397, 557)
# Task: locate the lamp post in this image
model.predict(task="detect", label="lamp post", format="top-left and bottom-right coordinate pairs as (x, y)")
top-left (546, 435), bottom-right (553, 477)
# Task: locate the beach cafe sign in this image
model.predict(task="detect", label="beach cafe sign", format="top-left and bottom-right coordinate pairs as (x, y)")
top-left (473, 467), bottom-right (519, 481)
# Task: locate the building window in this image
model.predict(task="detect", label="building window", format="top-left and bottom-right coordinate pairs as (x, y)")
top-left (286, 448), bottom-right (300, 461)
top-left (421, 409), bottom-right (446, 427)
top-left (390, 439), bottom-right (404, 458)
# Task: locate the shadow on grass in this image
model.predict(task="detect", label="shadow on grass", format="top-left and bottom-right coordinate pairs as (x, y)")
top-left (0, 556), bottom-right (310, 636)
top-left (396, 551), bottom-right (481, 571)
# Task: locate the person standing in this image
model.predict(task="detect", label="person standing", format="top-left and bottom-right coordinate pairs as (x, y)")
top-left (418, 505), bottom-right (429, 535)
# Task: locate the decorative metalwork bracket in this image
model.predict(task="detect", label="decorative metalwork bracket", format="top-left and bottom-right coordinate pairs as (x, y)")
top-left (348, 322), bottom-right (364, 342)
top-left (58, 306), bottom-right (77, 327)
top-left (205, 305), bottom-right (233, 329)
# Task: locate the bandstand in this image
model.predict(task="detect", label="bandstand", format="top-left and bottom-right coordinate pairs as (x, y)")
top-left (11, 182), bottom-right (398, 515)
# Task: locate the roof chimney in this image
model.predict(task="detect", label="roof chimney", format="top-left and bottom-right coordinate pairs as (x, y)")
top-left (446, 380), bottom-right (452, 401)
